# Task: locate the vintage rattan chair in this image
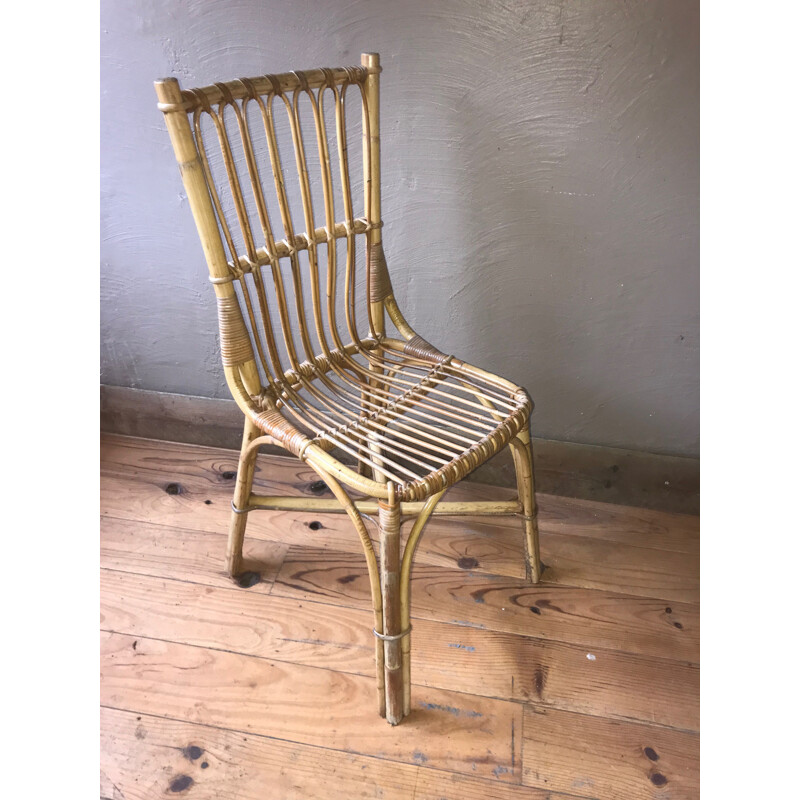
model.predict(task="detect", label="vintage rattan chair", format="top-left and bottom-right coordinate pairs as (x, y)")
top-left (154, 53), bottom-right (541, 725)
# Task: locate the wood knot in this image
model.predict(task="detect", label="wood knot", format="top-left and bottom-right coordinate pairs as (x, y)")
top-left (649, 772), bottom-right (668, 787)
top-left (168, 775), bottom-right (194, 793)
top-left (182, 745), bottom-right (203, 761)
top-left (236, 571), bottom-right (262, 588)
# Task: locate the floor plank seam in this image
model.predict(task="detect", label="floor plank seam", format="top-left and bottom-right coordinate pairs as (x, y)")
top-left (100, 566), bottom-right (700, 669)
top-left (99, 565), bottom-right (279, 594)
top-left (100, 629), bottom-right (698, 734)
top-left (101, 435), bottom-right (699, 798)
top-left (99, 493), bottom-right (698, 557)
top-left (100, 562), bottom-right (699, 667)
top-left (101, 518), bottom-right (700, 608)
top-left (100, 703), bottom-right (534, 792)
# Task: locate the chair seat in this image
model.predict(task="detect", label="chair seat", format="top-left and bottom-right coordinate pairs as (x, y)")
top-left (253, 338), bottom-right (532, 501)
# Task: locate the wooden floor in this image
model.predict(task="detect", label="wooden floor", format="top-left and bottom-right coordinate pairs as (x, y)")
top-left (100, 434), bottom-right (699, 800)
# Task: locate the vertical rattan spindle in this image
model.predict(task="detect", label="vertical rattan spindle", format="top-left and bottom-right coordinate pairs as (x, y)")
top-left (378, 482), bottom-right (404, 724)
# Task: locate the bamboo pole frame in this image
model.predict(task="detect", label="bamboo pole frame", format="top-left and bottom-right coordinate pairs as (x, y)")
top-left (244, 496), bottom-right (521, 516)
top-left (154, 52), bottom-right (543, 725)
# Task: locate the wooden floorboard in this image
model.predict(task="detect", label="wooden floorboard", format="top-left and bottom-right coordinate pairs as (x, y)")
top-left (100, 516), bottom-right (287, 593)
top-left (100, 435), bottom-right (700, 798)
top-left (522, 706), bottom-right (699, 799)
top-left (272, 548), bottom-right (699, 663)
top-left (101, 706), bottom-right (573, 800)
top-left (101, 566), bottom-right (698, 730)
top-left (101, 631), bottom-right (523, 783)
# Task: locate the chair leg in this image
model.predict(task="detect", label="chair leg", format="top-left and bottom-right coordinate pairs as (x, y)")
top-left (378, 484), bottom-right (405, 725)
top-left (399, 490), bottom-right (445, 717)
top-left (226, 417), bottom-right (260, 578)
top-left (509, 426), bottom-right (542, 584)
top-left (303, 465), bottom-right (387, 717)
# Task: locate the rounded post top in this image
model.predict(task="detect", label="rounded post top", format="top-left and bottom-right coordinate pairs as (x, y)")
top-left (361, 52), bottom-right (380, 68)
top-left (154, 76), bottom-right (183, 103)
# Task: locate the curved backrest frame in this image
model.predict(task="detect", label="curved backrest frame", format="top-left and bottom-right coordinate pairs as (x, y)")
top-left (155, 53), bottom-right (392, 400)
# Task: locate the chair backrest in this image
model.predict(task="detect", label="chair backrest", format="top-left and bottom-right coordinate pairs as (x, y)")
top-left (155, 53), bottom-right (391, 397)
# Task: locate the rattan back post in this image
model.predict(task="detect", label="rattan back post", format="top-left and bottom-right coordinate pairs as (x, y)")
top-left (155, 52), bottom-right (541, 725)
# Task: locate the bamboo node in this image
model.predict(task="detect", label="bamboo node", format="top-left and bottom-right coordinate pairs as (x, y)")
top-left (231, 500), bottom-right (252, 515)
top-left (156, 100), bottom-right (189, 113)
top-left (208, 273), bottom-right (236, 285)
top-left (373, 626), bottom-right (412, 642)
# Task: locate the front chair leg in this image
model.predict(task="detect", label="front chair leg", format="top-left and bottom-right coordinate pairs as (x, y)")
top-left (226, 417), bottom-right (261, 578)
top-left (509, 426), bottom-right (542, 584)
top-left (378, 484), bottom-right (405, 725)
top-left (399, 490), bottom-right (445, 716)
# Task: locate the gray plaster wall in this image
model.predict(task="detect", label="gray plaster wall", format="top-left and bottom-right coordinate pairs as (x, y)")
top-left (101, 0), bottom-right (699, 457)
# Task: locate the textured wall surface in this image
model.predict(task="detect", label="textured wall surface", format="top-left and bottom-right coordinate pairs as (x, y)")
top-left (101, 0), bottom-right (699, 457)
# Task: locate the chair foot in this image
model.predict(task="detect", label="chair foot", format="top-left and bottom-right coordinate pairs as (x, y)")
top-left (522, 511), bottom-right (543, 584)
top-left (382, 629), bottom-right (411, 725)
top-left (226, 508), bottom-right (248, 578)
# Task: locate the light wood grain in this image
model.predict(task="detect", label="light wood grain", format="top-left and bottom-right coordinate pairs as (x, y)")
top-left (100, 516), bottom-right (287, 592)
top-left (101, 631), bottom-right (522, 783)
top-left (273, 549), bottom-right (699, 663)
top-left (522, 705), bottom-right (699, 799)
top-left (100, 435), bottom-right (699, 795)
top-left (101, 566), bottom-right (699, 730)
top-left (101, 706), bottom-right (569, 800)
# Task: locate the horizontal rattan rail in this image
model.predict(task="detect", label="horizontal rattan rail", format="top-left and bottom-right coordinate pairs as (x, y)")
top-left (155, 52), bottom-right (541, 725)
top-left (238, 496), bottom-right (523, 516)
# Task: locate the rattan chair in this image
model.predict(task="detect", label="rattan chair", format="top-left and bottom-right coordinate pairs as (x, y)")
top-left (154, 53), bottom-right (541, 725)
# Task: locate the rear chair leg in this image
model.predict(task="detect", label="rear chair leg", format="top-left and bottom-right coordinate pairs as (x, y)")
top-left (226, 417), bottom-right (260, 578)
top-left (510, 425), bottom-right (542, 584)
